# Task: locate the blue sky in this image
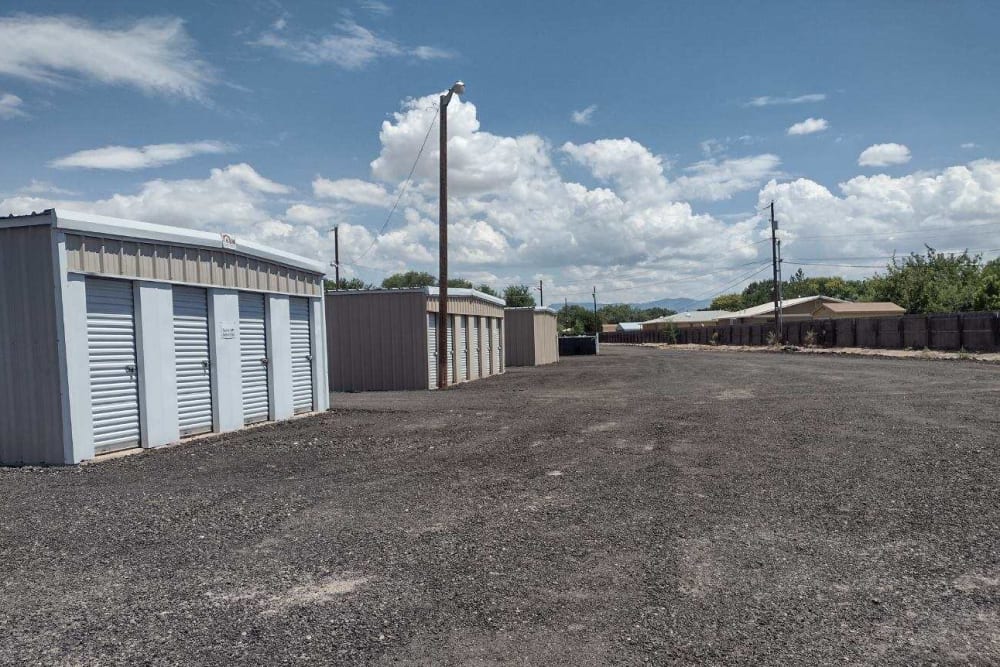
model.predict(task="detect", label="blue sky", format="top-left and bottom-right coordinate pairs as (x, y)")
top-left (2, 1), bottom-right (998, 303)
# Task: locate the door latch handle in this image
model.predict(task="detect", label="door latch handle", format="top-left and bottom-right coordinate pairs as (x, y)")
top-left (260, 357), bottom-right (269, 366)
top-left (125, 364), bottom-right (137, 374)
top-left (201, 359), bottom-right (210, 370)
top-left (306, 354), bottom-right (313, 362)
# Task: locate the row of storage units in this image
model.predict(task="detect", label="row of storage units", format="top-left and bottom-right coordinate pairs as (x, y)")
top-left (326, 287), bottom-right (505, 391)
top-left (426, 310), bottom-right (505, 387)
top-left (0, 209), bottom-right (329, 465)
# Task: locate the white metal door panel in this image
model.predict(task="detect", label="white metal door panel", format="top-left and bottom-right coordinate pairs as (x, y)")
top-left (289, 297), bottom-right (314, 413)
top-left (470, 316), bottom-right (480, 379)
top-left (493, 318), bottom-right (502, 373)
top-left (86, 278), bottom-right (140, 453)
top-left (239, 292), bottom-right (269, 423)
top-left (173, 286), bottom-right (213, 436)
top-left (484, 319), bottom-right (493, 375)
top-left (457, 316), bottom-right (468, 381)
top-left (498, 320), bottom-right (505, 372)
top-left (427, 312), bottom-right (437, 389)
top-left (446, 315), bottom-right (455, 383)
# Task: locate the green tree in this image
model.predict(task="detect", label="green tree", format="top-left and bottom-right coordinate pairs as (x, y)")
top-left (598, 303), bottom-right (641, 324)
top-left (475, 284), bottom-right (499, 297)
top-left (973, 258), bottom-right (1000, 311)
top-left (381, 271), bottom-right (437, 289)
top-left (737, 270), bottom-right (864, 309)
top-left (638, 306), bottom-right (675, 320)
top-left (708, 293), bottom-right (743, 311)
top-left (324, 277), bottom-right (370, 291)
top-left (863, 247), bottom-right (982, 313)
top-left (447, 278), bottom-right (473, 288)
top-left (504, 284), bottom-right (536, 307)
top-left (558, 304), bottom-right (601, 334)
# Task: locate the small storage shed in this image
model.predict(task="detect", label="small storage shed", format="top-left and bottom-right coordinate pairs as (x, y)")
top-left (325, 287), bottom-right (505, 391)
top-left (0, 209), bottom-right (329, 466)
top-left (503, 307), bottom-right (559, 366)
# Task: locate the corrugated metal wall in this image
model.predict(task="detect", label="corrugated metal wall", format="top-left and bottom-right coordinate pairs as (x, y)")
top-left (503, 309), bottom-right (537, 366)
top-left (503, 308), bottom-right (559, 367)
top-left (532, 310), bottom-right (559, 365)
top-left (65, 234), bottom-right (322, 297)
top-left (325, 291), bottom-right (429, 391)
top-left (427, 295), bottom-right (504, 318)
top-left (0, 225), bottom-right (64, 465)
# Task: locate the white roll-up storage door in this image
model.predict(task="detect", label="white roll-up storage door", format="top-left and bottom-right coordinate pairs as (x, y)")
top-left (239, 292), bottom-right (269, 423)
top-left (86, 278), bottom-right (140, 453)
top-left (427, 312), bottom-right (437, 389)
top-left (458, 316), bottom-right (468, 381)
top-left (470, 316), bottom-right (480, 379)
top-left (446, 315), bottom-right (455, 383)
top-left (498, 319), bottom-right (505, 372)
top-left (493, 318), bottom-right (502, 373)
top-left (173, 286), bottom-right (213, 436)
top-left (289, 297), bottom-right (314, 413)
top-left (484, 319), bottom-right (493, 375)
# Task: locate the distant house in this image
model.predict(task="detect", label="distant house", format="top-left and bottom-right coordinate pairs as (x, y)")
top-left (811, 302), bottom-right (905, 319)
top-left (601, 323), bottom-right (618, 333)
top-left (641, 310), bottom-right (733, 330)
top-left (617, 322), bottom-right (643, 332)
top-left (723, 295), bottom-right (849, 324)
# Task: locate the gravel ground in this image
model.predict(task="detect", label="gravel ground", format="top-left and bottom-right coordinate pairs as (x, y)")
top-left (1, 346), bottom-right (998, 665)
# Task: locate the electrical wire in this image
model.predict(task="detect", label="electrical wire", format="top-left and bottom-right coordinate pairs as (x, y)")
top-left (346, 105), bottom-right (440, 265)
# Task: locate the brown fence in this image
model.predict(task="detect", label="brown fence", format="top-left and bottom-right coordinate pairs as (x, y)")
top-left (599, 311), bottom-right (1000, 352)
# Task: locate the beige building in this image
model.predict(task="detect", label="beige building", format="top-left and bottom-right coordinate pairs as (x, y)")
top-left (811, 302), bottom-right (905, 319)
top-left (325, 287), bottom-right (505, 391)
top-left (504, 307), bottom-right (559, 366)
top-left (642, 310), bottom-right (733, 330)
top-left (722, 296), bottom-right (907, 325)
top-left (722, 295), bottom-right (849, 324)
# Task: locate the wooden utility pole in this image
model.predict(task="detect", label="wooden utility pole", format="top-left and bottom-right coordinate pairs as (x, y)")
top-left (537, 279), bottom-right (544, 307)
top-left (769, 202), bottom-right (783, 340)
top-left (437, 82), bottom-right (464, 388)
top-left (333, 225), bottom-right (340, 288)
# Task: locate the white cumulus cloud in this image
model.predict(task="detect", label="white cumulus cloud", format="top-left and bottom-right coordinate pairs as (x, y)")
top-left (786, 118), bottom-right (829, 136)
top-left (759, 159), bottom-right (1000, 277)
top-left (571, 104), bottom-right (597, 125)
top-left (0, 15), bottom-right (214, 101)
top-left (0, 164), bottom-right (289, 232)
top-left (49, 141), bottom-right (234, 170)
top-left (858, 143), bottom-right (911, 167)
top-left (0, 92), bottom-right (26, 119)
top-left (313, 177), bottom-right (390, 207)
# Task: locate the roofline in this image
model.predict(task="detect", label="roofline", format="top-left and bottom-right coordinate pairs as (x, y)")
top-left (426, 286), bottom-right (507, 306)
top-left (0, 209), bottom-right (326, 275)
top-left (504, 306), bottom-right (557, 314)
top-left (325, 286), bottom-right (507, 306)
top-left (727, 295), bottom-right (850, 318)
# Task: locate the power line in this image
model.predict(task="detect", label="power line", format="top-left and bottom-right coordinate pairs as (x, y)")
top-left (694, 263), bottom-right (773, 302)
top-left (347, 105), bottom-right (440, 265)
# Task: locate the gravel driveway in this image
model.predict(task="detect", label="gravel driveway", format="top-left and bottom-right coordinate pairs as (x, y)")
top-left (1, 346), bottom-right (998, 665)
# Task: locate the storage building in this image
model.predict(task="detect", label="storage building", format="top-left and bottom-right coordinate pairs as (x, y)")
top-left (503, 307), bottom-right (559, 366)
top-left (0, 209), bottom-right (329, 466)
top-left (326, 287), bottom-right (505, 391)
top-left (810, 302), bottom-right (905, 319)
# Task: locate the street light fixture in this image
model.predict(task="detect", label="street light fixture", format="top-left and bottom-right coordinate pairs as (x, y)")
top-left (437, 80), bottom-right (464, 389)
